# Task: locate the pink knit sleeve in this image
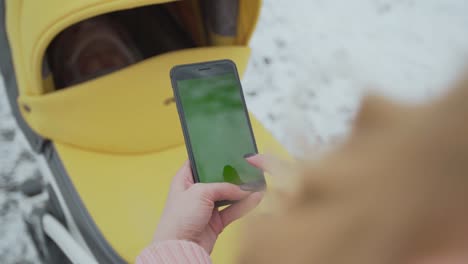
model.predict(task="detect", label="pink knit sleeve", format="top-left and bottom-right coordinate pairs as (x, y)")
top-left (136, 240), bottom-right (212, 264)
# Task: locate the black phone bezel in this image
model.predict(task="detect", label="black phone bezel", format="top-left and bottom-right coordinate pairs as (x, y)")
top-left (170, 59), bottom-right (266, 196)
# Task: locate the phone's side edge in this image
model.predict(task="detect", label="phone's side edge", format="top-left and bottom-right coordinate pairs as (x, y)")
top-left (170, 66), bottom-right (201, 184)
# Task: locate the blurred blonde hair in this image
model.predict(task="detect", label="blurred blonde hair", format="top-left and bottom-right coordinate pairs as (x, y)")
top-left (240, 73), bottom-right (468, 264)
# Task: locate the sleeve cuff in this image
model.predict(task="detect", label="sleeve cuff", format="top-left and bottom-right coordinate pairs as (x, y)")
top-left (136, 240), bottom-right (212, 264)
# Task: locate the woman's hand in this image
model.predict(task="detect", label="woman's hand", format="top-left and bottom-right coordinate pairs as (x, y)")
top-left (153, 156), bottom-right (265, 253)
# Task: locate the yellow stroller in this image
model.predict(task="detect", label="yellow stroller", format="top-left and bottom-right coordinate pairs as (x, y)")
top-left (0, 0), bottom-right (287, 263)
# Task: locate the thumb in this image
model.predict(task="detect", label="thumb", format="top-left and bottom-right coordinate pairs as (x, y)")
top-left (170, 160), bottom-right (194, 192)
top-left (192, 182), bottom-right (252, 203)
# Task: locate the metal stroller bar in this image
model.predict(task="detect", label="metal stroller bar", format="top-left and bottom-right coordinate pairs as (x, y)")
top-left (43, 214), bottom-right (99, 264)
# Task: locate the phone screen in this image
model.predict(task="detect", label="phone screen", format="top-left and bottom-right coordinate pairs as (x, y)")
top-left (176, 71), bottom-right (264, 187)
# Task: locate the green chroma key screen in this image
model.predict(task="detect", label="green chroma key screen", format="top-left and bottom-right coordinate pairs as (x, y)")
top-left (177, 73), bottom-right (263, 185)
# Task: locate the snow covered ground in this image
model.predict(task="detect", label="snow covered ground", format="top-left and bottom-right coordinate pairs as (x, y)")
top-left (1, 0), bottom-right (468, 262)
top-left (245, 0), bottom-right (468, 156)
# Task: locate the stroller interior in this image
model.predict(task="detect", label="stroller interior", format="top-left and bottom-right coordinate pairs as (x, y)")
top-left (45, 0), bottom-right (255, 90)
top-left (0, 0), bottom-right (288, 263)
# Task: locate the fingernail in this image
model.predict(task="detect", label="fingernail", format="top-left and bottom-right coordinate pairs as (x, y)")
top-left (243, 153), bottom-right (256, 159)
top-left (239, 182), bottom-right (265, 191)
top-left (239, 185), bottom-right (254, 191)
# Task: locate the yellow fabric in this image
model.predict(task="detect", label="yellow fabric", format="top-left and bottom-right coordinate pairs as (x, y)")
top-left (55, 115), bottom-right (287, 263)
top-left (5, 0), bottom-right (261, 96)
top-left (41, 75), bottom-right (55, 94)
top-left (209, 33), bottom-right (237, 46)
top-left (19, 47), bottom-right (251, 154)
top-left (236, 0), bottom-right (262, 45)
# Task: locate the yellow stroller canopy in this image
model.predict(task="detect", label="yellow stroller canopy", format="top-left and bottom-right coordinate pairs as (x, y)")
top-left (3, 0), bottom-right (288, 263)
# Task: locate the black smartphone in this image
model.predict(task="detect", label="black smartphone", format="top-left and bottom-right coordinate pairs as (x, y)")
top-left (170, 60), bottom-right (266, 197)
